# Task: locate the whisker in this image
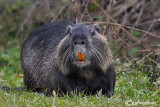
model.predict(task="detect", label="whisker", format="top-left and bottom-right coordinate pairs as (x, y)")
top-left (62, 47), bottom-right (70, 61)
top-left (90, 46), bottom-right (104, 65)
top-left (63, 47), bottom-right (71, 68)
top-left (60, 47), bottom-right (69, 68)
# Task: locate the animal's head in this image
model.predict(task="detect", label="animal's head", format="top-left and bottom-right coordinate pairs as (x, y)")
top-left (55, 24), bottom-right (113, 78)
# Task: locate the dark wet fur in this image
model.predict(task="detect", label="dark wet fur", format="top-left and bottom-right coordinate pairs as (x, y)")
top-left (21, 21), bottom-right (115, 97)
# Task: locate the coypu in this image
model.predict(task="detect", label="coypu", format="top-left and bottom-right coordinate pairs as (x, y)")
top-left (21, 21), bottom-right (115, 97)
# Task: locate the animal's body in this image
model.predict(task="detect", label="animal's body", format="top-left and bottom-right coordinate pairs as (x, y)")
top-left (21, 21), bottom-right (115, 97)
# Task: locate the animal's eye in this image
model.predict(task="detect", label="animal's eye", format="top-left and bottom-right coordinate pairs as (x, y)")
top-left (74, 41), bottom-right (77, 45)
top-left (91, 31), bottom-right (95, 36)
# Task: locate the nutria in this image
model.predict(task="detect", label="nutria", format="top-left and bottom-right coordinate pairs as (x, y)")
top-left (21, 21), bottom-right (115, 97)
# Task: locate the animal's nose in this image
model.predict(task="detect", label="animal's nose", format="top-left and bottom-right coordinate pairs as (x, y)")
top-left (74, 40), bottom-right (85, 45)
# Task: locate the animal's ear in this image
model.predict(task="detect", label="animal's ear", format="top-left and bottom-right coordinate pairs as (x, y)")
top-left (66, 25), bottom-right (72, 35)
top-left (91, 24), bottom-right (101, 36)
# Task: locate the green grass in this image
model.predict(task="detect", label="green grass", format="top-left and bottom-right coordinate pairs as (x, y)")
top-left (0, 40), bottom-right (159, 107)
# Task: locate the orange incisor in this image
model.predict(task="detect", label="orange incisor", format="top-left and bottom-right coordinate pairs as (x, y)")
top-left (78, 52), bottom-right (85, 62)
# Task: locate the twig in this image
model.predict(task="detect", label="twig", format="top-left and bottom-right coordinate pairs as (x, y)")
top-left (91, 0), bottom-right (138, 43)
top-left (112, 0), bottom-right (138, 18)
top-left (51, 3), bottom-right (70, 22)
top-left (140, 19), bottom-right (156, 42)
top-left (80, 0), bottom-right (92, 22)
top-left (85, 22), bottom-right (160, 40)
top-left (114, 40), bottom-right (128, 60)
top-left (110, 20), bottom-right (139, 43)
top-left (91, 0), bottom-right (105, 13)
top-left (104, 0), bottom-right (115, 35)
top-left (138, 49), bottom-right (160, 63)
top-left (134, 0), bottom-right (145, 26)
top-left (135, 19), bottom-right (160, 26)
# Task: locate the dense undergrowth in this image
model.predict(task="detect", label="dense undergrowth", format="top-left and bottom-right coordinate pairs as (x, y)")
top-left (0, 0), bottom-right (160, 106)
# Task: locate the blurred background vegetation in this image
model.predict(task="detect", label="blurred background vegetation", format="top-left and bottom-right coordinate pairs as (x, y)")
top-left (0, 0), bottom-right (160, 92)
top-left (0, 0), bottom-right (159, 106)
